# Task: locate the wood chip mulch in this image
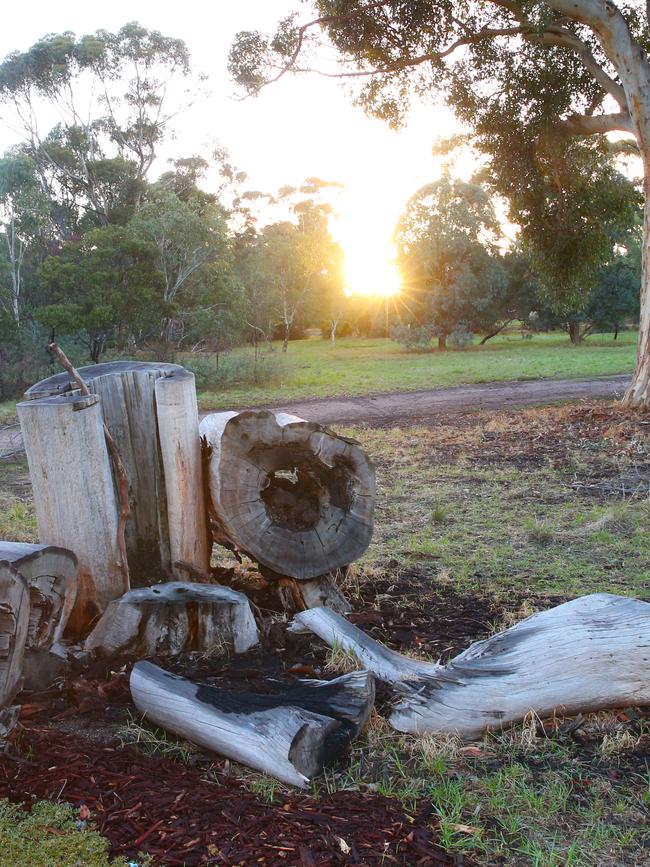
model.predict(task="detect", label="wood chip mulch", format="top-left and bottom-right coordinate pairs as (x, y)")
top-left (0, 725), bottom-right (453, 866)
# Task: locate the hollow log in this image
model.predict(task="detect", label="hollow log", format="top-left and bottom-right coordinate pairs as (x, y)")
top-left (85, 582), bottom-right (259, 657)
top-left (200, 410), bottom-right (375, 580)
top-left (17, 393), bottom-right (125, 629)
top-left (293, 594), bottom-right (650, 740)
top-left (0, 564), bottom-right (29, 706)
top-left (130, 661), bottom-right (375, 787)
top-left (25, 361), bottom-right (209, 586)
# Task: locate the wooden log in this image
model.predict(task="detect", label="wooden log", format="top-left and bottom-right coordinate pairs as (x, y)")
top-left (0, 564), bottom-right (29, 707)
top-left (85, 582), bottom-right (259, 657)
top-left (26, 361), bottom-right (209, 585)
top-left (130, 661), bottom-right (374, 787)
top-left (294, 594), bottom-right (650, 739)
top-left (17, 393), bottom-right (125, 629)
top-left (0, 542), bottom-right (77, 647)
top-left (200, 410), bottom-right (375, 580)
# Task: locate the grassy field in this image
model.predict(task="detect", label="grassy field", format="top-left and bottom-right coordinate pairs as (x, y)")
top-left (197, 331), bottom-right (638, 410)
top-left (1, 400), bottom-right (649, 864)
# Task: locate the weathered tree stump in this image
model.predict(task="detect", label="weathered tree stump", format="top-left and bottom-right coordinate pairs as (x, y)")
top-left (20, 361), bottom-right (210, 626)
top-left (200, 410), bottom-right (375, 601)
top-left (130, 661), bottom-right (375, 787)
top-left (293, 594), bottom-right (650, 739)
top-left (85, 582), bottom-right (259, 657)
top-left (17, 393), bottom-right (125, 628)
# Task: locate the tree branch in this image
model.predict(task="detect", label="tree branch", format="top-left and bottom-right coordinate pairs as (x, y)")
top-left (563, 111), bottom-right (635, 135)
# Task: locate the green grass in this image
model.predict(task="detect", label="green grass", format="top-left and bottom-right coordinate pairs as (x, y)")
top-left (198, 331), bottom-right (637, 409)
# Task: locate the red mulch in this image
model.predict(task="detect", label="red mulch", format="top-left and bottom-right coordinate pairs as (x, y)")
top-left (0, 724), bottom-right (453, 866)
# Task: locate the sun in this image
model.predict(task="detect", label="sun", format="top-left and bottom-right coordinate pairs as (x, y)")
top-left (343, 243), bottom-right (402, 297)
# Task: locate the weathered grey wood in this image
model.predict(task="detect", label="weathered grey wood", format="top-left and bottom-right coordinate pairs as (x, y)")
top-left (0, 564), bottom-right (29, 706)
top-left (25, 361), bottom-right (209, 587)
top-left (294, 594), bottom-right (650, 740)
top-left (200, 410), bottom-right (375, 580)
top-left (85, 582), bottom-right (259, 657)
top-left (297, 575), bottom-right (351, 613)
top-left (17, 393), bottom-right (125, 629)
top-left (155, 372), bottom-right (210, 579)
top-left (130, 661), bottom-right (374, 787)
top-left (0, 542), bottom-right (78, 646)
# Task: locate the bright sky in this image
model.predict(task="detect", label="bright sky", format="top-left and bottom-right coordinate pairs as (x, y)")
top-left (0, 0), bottom-right (463, 296)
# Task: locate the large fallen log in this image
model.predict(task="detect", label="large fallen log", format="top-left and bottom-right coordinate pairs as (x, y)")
top-left (293, 594), bottom-right (650, 739)
top-left (130, 661), bottom-right (375, 787)
top-left (200, 410), bottom-right (375, 582)
top-left (0, 563), bottom-right (29, 706)
top-left (25, 360), bottom-right (209, 586)
top-left (85, 582), bottom-right (259, 657)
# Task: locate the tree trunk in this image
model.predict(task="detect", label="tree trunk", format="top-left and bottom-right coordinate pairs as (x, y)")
top-left (624, 172), bottom-right (650, 405)
top-left (130, 661), bottom-right (375, 787)
top-left (568, 321), bottom-right (582, 344)
top-left (282, 322), bottom-right (290, 353)
top-left (24, 361), bottom-right (210, 587)
top-left (200, 410), bottom-right (375, 580)
top-left (438, 334), bottom-right (447, 350)
top-left (293, 594), bottom-right (650, 740)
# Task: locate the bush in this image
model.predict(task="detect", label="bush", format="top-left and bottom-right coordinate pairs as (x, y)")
top-left (183, 351), bottom-right (292, 391)
top-left (390, 324), bottom-right (433, 351)
top-left (448, 325), bottom-right (475, 348)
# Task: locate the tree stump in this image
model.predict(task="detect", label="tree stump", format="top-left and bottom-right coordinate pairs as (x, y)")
top-left (20, 361), bottom-right (210, 626)
top-left (200, 410), bottom-right (375, 594)
top-left (17, 393), bottom-right (125, 629)
top-left (85, 582), bottom-right (259, 657)
top-left (293, 594), bottom-right (650, 739)
top-left (130, 661), bottom-right (375, 787)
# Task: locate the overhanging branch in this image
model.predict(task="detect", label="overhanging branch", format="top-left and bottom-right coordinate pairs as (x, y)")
top-left (563, 111), bottom-right (635, 135)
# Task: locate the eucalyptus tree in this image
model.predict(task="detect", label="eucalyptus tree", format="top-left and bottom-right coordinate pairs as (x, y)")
top-left (0, 23), bottom-right (192, 230)
top-left (230, 0), bottom-right (650, 405)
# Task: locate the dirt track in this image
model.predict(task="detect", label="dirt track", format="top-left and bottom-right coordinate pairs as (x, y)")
top-left (0, 374), bottom-right (633, 455)
top-left (264, 373), bottom-right (632, 426)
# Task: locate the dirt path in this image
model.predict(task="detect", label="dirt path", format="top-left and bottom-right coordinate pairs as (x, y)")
top-left (0, 374), bottom-right (632, 455)
top-left (261, 373), bottom-right (632, 426)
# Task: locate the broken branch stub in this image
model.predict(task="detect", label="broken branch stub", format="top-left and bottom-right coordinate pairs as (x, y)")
top-left (85, 582), bottom-right (259, 657)
top-left (26, 360), bottom-right (209, 584)
top-left (200, 410), bottom-right (375, 580)
top-left (130, 661), bottom-right (375, 787)
top-left (294, 594), bottom-right (650, 740)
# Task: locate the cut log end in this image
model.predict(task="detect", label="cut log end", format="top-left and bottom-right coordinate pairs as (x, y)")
top-left (200, 410), bottom-right (376, 580)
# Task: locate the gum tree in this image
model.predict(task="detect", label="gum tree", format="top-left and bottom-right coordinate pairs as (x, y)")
top-left (230, 0), bottom-right (650, 405)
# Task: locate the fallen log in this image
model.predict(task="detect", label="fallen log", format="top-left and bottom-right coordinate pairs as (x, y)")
top-left (130, 661), bottom-right (375, 787)
top-left (0, 542), bottom-right (79, 690)
top-left (85, 582), bottom-right (259, 657)
top-left (0, 563), bottom-right (29, 706)
top-left (293, 594), bottom-right (650, 739)
top-left (25, 361), bottom-right (209, 587)
top-left (200, 410), bottom-right (375, 583)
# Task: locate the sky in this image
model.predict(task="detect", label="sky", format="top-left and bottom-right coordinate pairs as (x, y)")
top-left (0, 0), bottom-right (462, 294)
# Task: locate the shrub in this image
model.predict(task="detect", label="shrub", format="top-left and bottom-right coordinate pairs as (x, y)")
top-left (390, 324), bottom-right (433, 351)
top-left (183, 351), bottom-right (291, 391)
top-left (448, 325), bottom-right (475, 349)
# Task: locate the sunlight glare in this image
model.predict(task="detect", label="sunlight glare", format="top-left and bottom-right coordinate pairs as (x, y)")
top-left (343, 243), bottom-right (401, 297)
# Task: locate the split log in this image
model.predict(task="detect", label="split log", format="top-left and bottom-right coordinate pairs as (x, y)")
top-left (130, 660), bottom-right (375, 787)
top-left (17, 393), bottom-right (125, 628)
top-left (200, 410), bottom-right (375, 581)
top-left (0, 543), bottom-right (78, 648)
top-left (85, 582), bottom-right (259, 657)
top-left (293, 594), bottom-right (650, 740)
top-left (0, 564), bottom-right (29, 706)
top-left (25, 361), bottom-right (209, 586)
top-left (0, 542), bottom-right (79, 690)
